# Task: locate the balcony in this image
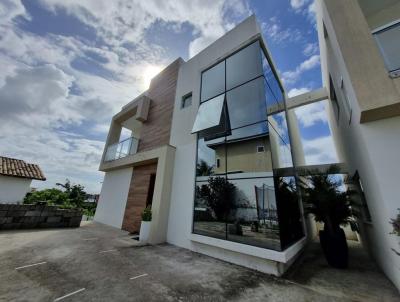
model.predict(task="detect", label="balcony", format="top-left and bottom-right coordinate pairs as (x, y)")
top-left (104, 137), bottom-right (139, 162)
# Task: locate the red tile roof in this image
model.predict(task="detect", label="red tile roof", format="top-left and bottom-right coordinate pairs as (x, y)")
top-left (0, 156), bottom-right (46, 181)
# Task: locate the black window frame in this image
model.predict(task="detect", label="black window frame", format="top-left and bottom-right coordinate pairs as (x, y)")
top-left (181, 92), bottom-right (192, 109)
top-left (192, 37), bottom-right (304, 252)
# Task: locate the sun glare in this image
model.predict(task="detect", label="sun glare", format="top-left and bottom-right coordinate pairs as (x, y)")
top-left (142, 65), bottom-right (164, 89)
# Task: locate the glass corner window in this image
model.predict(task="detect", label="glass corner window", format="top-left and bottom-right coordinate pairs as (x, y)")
top-left (201, 61), bottom-right (225, 102)
top-left (226, 40), bottom-right (263, 90)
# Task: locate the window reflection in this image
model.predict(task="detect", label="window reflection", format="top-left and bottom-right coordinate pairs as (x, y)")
top-left (197, 137), bottom-right (226, 177)
top-left (192, 94), bottom-right (225, 133)
top-left (226, 177), bottom-right (281, 250)
top-left (227, 77), bottom-right (267, 129)
top-left (201, 61), bottom-right (225, 102)
top-left (268, 112), bottom-right (293, 169)
top-left (226, 41), bottom-right (263, 90)
top-left (262, 52), bottom-right (284, 105)
top-left (275, 177), bottom-right (304, 249)
top-left (226, 123), bottom-right (273, 176)
top-left (193, 40), bottom-right (304, 251)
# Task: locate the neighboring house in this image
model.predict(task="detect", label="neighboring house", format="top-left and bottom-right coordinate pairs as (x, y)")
top-left (316, 0), bottom-right (400, 290)
top-left (85, 194), bottom-right (100, 203)
top-left (0, 156), bottom-right (46, 204)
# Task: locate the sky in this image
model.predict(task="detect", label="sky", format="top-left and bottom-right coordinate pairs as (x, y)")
top-left (0, 0), bottom-right (337, 193)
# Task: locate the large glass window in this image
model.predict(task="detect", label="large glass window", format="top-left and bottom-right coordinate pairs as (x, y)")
top-left (192, 40), bottom-right (304, 251)
top-left (226, 41), bottom-right (263, 90)
top-left (227, 77), bottom-right (267, 129)
top-left (201, 61), bottom-right (225, 102)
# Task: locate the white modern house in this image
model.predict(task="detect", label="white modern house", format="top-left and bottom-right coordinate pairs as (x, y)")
top-left (316, 0), bottom-right (400, 290)
top-left (0, 156), bottom-right (46, 203)
top-left (95, 7), bottom-right (400, 290)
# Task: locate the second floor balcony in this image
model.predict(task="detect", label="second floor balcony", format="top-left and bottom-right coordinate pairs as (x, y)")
top-left (104, 136), bottom-right (139, 162)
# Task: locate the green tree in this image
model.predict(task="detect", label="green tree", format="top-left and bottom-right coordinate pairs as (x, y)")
top-left (196, 160), bottom-right (213, 176)
top-left (24, 188), bottom-right (68, 206)
top-left (56, 179), bottom-right (86, 208)
top-left (199, 177), bottom-right (236, 221)
top-left (301, 167), bottom-right (355, 235)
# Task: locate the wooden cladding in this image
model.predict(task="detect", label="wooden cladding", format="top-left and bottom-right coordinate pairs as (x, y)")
top-left (122, 163), bottom-right (158, 233)
top-left (137, 59), bottom-right (182, 153)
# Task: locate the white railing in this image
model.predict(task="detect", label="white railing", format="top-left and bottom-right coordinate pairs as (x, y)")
top-left (104, 137), bottom-right (139, 162)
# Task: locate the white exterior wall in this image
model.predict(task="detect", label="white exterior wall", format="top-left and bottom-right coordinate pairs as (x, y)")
top-left (166, 16), bottom-right (305, 276)
top-left (0, 175), bottom-right (31, 204)
top-left (317, 0), bottom-right (400, 289)
top-left (94, 167), bottom-right (133, 228)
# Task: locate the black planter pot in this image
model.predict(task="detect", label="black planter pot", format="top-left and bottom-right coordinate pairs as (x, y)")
top-left (319, 227), bottom-right (348, 269)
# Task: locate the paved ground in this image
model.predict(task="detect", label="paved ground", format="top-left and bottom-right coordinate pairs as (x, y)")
top-left (0, 222), bottom-right (398, 302)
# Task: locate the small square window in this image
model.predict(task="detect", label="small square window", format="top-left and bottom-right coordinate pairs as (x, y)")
top-left (181, 93), bottom-right (192, 109)
top-left (257, 145), bottom-right (265, 153)
top-left (216, 158), bottom-right (220, 168)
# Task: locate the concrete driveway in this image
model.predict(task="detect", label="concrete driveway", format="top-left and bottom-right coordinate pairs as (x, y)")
top-left (0, 222), bottom-right (398, 302)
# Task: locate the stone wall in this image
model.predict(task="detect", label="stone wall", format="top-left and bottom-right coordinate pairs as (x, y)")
top-left (0, 204), bottom-right (82, 230)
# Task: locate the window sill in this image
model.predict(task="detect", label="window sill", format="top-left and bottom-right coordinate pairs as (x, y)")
top-left (190, 233), bottom-right (306, 263)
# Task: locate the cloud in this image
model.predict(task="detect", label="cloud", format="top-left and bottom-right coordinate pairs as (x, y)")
top-left (295, 100), bottom-right (328, 127)
top-left (287, 87), bottom-right (310, 98)
top-left (0, 65), bottom-right (72, 121)
top-left (0, 0), bottom-right (252, 192)
top-left (0, 0), bottom-right (29, 25)
top-left (303, 135), bottom-right (338, 165)
top-left (262, 17), bottom-right (302, 45)
top-left (302, 42), bottom-right (319, 56)
top-left (290, 0), bottom-right (309, 10)
top-left (37, 0), bottom-right (250, 58)
top-left (282, 54), bottom-right (320, 84)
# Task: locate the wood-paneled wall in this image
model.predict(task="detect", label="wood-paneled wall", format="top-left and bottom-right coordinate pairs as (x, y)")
top-left (137, 59), bottom-right (181, 152)
top-left (122, 163), bottom-right (158, 233)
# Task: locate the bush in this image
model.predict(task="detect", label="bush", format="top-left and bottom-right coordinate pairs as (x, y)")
top-left (141, 206), bottom-right (152, 221)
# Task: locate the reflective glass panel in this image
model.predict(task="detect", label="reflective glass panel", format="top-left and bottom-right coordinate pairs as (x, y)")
top-left (226, 41), bottom-right (263, 90)
top-left (275, 176), bottom-right (304, 249)
top-left (192, 94), bottom-right (225, 133)
top-left (201, 61), bottom-right (225, 102)
top-left (268, 112), bottom-right (293, 169)
top-left (193, 176), bottom-right (231, 240)
top-left (226, 122), bottom-right (268, 142)
top-left (374, 23), bottom-right (400, 72)
top-left (262, 52), bottom-right (284, 105)
top-left (225, 177), bottom-right (281, 251)
top-left (196, 137), bottom-right (226, 177)
top-left (226, 77), bottom-right (267, 129)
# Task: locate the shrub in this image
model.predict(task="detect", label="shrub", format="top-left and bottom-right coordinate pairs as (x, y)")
top-left (142, 206), bottom-right (152, 221)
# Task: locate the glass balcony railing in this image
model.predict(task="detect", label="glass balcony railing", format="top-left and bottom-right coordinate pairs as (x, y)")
top-left (104, 136), bottom-right (139, 162)
top-left (373, 21), bottom-right (400, 77)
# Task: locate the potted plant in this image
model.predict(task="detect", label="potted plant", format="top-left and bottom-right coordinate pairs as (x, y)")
top-left (302, 167), bottom-right (356, 269)
top-left (139, 206), bottom-right (152, 243)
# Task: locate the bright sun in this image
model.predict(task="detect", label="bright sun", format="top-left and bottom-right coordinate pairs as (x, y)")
top-left (142, 65), bottom-right (164, 89)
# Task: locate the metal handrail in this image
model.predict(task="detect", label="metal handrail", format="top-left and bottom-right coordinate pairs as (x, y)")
top-left (104, 136), bottom-right (139, 162)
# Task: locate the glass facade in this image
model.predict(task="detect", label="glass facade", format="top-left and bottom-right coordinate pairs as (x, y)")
top-left (192, 40), bottom-right (304, 251)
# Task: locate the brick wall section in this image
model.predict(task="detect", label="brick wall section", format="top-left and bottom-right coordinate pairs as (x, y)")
top-left (0, 204), bottom-right (82, 230)
top-left (122, 163), bottom-right (157, 233)
top-left (137, 59), bottom-right (181, 153)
